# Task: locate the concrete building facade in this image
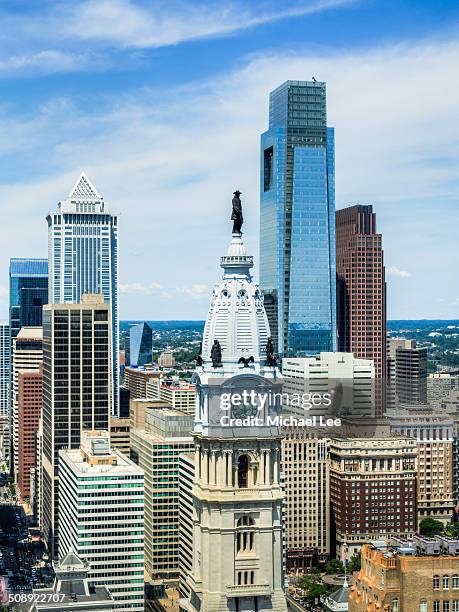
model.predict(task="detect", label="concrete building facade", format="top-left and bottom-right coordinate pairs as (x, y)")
top-left (58, 431), bottom-right (145, 611)
top-left (131, 408), bottom-right (194, 581)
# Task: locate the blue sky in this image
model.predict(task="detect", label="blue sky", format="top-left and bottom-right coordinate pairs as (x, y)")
top-left (0, 0), bottom-right (458, 320)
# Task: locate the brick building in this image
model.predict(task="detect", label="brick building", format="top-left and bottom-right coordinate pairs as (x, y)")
top-left (17, 368), bottom-right (42, 499)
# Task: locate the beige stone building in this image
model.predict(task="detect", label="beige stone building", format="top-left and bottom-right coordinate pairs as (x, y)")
top-left (130, 408), bottom-right (194, 581)
top-left (125, 366), bottom-right (161, 399)
top-left (109, 416), bottom-right (130, 456)
top-left (281, 428), bottom-right (330, 569)
top-left (158, 349), bottom-right (175, 369)
top-left (350, 542), bottom-right (459, 612)
top-left (389, 408), bottom-right (455, 522)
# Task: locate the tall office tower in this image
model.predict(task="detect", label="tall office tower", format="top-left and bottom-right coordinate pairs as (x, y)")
top-left (390, 408), bottom-right (455, 522)
top-left (182, 218), bottom-right (287, 612)
top-left (9, 258), bottom-right (48, 341)
top-left (260, 80), bottom-right (336, 357)
top-left (59, 430), bottom-right (144, 611)
top-left (9, 259), bottom-right (48, 472)
top-left (391, 339), bottom-right (428, 405)
top-left (178, 453), bottom-right (195, 599)
top-left (17, 368), bottom-right (42, 499)
top-left (41, 294), bottom-right (111, 557)
top-left (282, 352), bottom-right (375, 418)
top-left (12, 327), bottom-right (43, 484)
top-left (329, 435), bottom-right (418, 557)
top-left (336, 205), bottom-right (386, 382)
top-left (0, 323), bottom-right (10, 461)
top-left (128, 321), bottom-right (152, 367)
top-left (130, 408), bottom-right (194, 581)
top-left (281, 430), bottom-right (329, 571)
top-left (125, 366), bottom-right (161, 399)
top-left (47, 172), bottom-right (119, 414)
top-left (0, 323), bottom-right (10, 417)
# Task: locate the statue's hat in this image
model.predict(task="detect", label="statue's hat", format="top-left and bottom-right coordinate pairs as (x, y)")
top-left (233, 190), bottom-right (242, 196)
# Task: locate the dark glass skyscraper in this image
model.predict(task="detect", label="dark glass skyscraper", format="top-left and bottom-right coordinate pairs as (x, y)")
top-left (9, 258), bottom-right (48, 341)
top-left (260, 80), bottom-right (336, 357)
top-left (127, 321), bottom-right (152, 367)
top-left (41, 294), bottom-right (111, 557)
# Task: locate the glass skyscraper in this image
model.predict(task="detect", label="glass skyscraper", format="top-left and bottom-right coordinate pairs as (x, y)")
top-left (128, 321), bottom-right (152, 367)
top-left (47, 173), bottom-right (119, 414)
top-left (9, 258), bottom-right (48, 341)
top-left (260, 80), bottom-right (337, 357)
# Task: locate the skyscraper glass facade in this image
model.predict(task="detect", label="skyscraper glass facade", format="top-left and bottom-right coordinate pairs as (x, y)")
top-left (128, 321), bottom-right (152, 367)
top-left (47, 173), bottom-right (119, 414)
top-left (260, 80), bottom-right (336, 357)
top-left (9, 258), bottom-right (48, 341)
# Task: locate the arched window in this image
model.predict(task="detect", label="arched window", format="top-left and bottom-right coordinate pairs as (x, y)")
top-left (420, 601), bottom-right (427, 612)
top-left (392, 599), bottom-right (398, 612)
top-left (434, 575), bottom-right (440, 590)
top-left (453, 575), bottom-right (459, 589)
top-left (238, 455), bottom-right (249, 488)
top-left (443, 575), bottom-right (450, 590)
top-left (236, 515), bottom-right (255, 554)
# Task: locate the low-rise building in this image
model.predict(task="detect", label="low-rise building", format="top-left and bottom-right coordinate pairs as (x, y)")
top-left (29, 551), bottom-right (114, 611)
top-left (350, 540), bottom-right (459, 612)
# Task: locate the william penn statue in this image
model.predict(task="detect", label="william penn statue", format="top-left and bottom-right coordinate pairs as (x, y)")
top-left (231, 190), bottom-right (243, 234)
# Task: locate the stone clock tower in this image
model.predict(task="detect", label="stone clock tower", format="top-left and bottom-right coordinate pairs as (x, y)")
top-left (181, 206), bottom-right (288, 612)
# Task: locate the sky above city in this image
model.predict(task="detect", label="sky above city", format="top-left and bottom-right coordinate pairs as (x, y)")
top-left (0, 0), bottom-right (458, 321)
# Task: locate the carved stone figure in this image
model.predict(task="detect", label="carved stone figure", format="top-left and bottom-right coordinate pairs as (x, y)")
top-left (237, 355), bottom-right (254, 368)
top-left (231, 190), bottom-right (243, 234)
top-left (210, 339), bottom-right (223, 368)
top-left (266, 337), bottom-right (277, 367)
top-left (195, 341), bottom-right (203, 366)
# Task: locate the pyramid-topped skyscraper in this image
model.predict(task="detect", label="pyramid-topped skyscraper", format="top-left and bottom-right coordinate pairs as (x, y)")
top-left (47, 172), bottom-right (118, 415)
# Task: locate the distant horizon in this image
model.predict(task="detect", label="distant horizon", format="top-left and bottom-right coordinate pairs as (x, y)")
top-left (120, 318), bottom-right (459, 324)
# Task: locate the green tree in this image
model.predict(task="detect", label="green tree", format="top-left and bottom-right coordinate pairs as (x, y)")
top-left (324, 559), bottom-right (344, 574)
top-left (299, 572), bottom-right (327, 604)
top-left (419, 517), bottom-right (444, 537)
top-left (445, 522), bottom-right (459, 538)
top-left (348, 552), bottom-right (361, 572)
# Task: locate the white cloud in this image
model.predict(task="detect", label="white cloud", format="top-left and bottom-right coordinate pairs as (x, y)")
top-left (177, 284), bottom-right (210, 298)
top-left (63, 0), bottom-right (358, 49)
top-left (0, 50), bottom-right (104, 74)
top-left (386, 266), bottom-right (412, 279)
top-left (119, 282), bottom-right (164, 294)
